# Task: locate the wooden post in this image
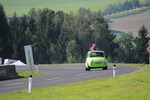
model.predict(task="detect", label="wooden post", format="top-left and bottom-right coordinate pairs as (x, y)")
top-left (28, 51), bottom-right (33, 73)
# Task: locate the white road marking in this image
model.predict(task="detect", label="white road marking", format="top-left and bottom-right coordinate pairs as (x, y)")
top-left (77, 73), bottom-right (87, 76)
top-left (45, 77), bottom-right (61, 81)
top-left (5, 82), bottom-right (23, 86)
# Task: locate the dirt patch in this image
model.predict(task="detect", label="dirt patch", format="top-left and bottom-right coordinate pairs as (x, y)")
top-left (111, 10), bottom-right (150, 36)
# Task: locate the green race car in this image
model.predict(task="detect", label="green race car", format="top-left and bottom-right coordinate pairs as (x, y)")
top-left (85, 51), bottom-right (108, 71)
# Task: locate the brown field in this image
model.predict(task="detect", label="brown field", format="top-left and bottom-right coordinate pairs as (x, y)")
top-left (111, 10), bottom-right (150, 37)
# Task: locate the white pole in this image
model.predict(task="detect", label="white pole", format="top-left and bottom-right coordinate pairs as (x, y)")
top-left (28, 75), bottom-right (32, 93)
top-left (36, 64), bottom-right (39, 73)
top-left (113, 65), bottom-right (116, 78)
top-left (0, 57), bottom-right (2, 64)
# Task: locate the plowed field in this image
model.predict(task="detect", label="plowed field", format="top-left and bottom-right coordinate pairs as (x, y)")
top-left (111, 10), bottom-right (150, 36)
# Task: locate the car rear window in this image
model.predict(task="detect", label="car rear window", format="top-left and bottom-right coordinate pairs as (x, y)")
top-left (90, 52), bottom-right (104, 57)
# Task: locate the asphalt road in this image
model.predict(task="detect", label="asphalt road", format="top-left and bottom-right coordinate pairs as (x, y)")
top-left (0, 64), bottom-right (140, 94)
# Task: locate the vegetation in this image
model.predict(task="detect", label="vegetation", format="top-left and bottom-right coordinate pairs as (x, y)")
top-left (114, 33), bottom-right (136, 63)
top-left (0, 64), bottom-right (150, 99)
top-left (113, 26), bottom-right (149, 63)
top-left (0, 3), bottom-right (12, 59)
top-left (105, 7), bottom-right (150, 19)
top-left (103, 0), bottom-right (150, 16)
top-left (17, 71), bottom-right (44, 78)
top-left (0, 0), bottom-right (148, 16)
top-left (0, 0), bottom-right (127, 15)
top-left (135, 25), bottom-right (149, 63)
top-left (0, 3), bottom-right (149, 64)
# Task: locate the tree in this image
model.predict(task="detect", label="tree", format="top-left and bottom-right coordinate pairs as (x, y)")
top-left (106, 4), bottom-right (114, 15)
top-left (117, 1), bottom-right (123, 13)
top-left (131, 0), bottom-right (140, 8)
top-left (0, 5), bottom-right (122, 64)
top-left (66, 40), bottom-right (81, 63)
top-left (92, 14), bottom-right (116, 58)
top-left (55, 14), bottom-right (74, 63)
top-left (145, 0), bottom-right (150, 6)
top-left (27, 8), bottom-right (37, 35)
top-left (0, 3), bottom-right (12, 60)
top-left (34, 8), bottom-right (55, 64)
top-left (9, 13), bottom-right (27, 62)
top-left (123, 0), bottom-right (133, 11)
top-left (24, 27), bottom-right (33, 45)
top-left (135, 25), bottom-right (149, 63)
top-left (116, 33), bottom-right (135, 63)
top-left (75, 10), bottom-right (93, 58)
top-left (53, 11), bottom-right (65, 43)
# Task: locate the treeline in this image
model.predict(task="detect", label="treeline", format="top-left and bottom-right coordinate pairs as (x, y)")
top-left (0, 3), bottom-right (149, 64)
top-left (103, 0), bottom-right (150, 16)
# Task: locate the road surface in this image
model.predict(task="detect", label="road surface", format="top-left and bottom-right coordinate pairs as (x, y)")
top-left (0, 64), bottom-right (140, 94)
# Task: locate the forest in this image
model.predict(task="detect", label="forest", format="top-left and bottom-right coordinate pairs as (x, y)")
top-left (0, 3), bottom-right (149, 64)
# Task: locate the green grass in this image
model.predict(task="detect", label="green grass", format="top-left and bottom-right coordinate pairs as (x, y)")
top-left (17, 71), bottom-right (45, 78)
top-left (0, 0), bottom-right (146, 16)
top-left (0, 64), bottom-right (150, 100)
top-left (0, 0), bottom-right (127, 16)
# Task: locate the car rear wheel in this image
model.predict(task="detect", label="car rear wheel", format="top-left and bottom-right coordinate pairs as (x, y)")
top-left (88, 66), bottom-right (90, 71)
top-left (85, 68), bottom-right (88, 71)
top-left (103, 66), bottom-right (108, 70)
top-left (85, 66), bottom-right (90, 71)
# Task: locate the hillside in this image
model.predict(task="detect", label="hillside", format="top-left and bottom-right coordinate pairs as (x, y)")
top-left (0, 0), bottom-right (128, 15)
top-left (111, 10), bottom-right (150, 36)
top-left (1, 0), bottom-right (149, 37)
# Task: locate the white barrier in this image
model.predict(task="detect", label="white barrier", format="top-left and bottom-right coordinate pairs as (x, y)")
top-left (4, 59), bottom-right (17, 65)
top-left (0, 57), bottom-right (2, 64)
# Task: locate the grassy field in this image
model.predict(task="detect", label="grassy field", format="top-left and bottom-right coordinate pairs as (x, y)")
top-left (0, 64), bottom-right (150, 100)
top-left (0, 0), bottom-right (127, 15)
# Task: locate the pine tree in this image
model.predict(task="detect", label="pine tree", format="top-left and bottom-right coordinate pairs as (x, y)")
top-left (135, 25), bottom-right (149, 63)
top-left (9, 13), bottom-right (28, 62)
top-left (0, 3), bottom-right (12, 60)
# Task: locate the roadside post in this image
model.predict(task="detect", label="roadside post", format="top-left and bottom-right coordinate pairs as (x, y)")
top-left (113, 64), bottom-right (116, 78)
top-left (0, 57), bottom-right (2, 64)
top-left (28, 75), bottom-right (32, 93)
top-left (36, 64), bottom-right (39, 73)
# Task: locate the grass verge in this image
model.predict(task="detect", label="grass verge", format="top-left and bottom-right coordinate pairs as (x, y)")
top-left (17, 71), bottom-right (45, 78)
top-left (0, 64), bottom-right (150, 100)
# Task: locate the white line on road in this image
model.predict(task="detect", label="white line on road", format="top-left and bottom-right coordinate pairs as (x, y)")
top-left (77, 73), bottom-right (87, 76)
top-left (45, 77), bottom-right (61, 81)
top-left (5, 82), bottom-right (23, 87)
